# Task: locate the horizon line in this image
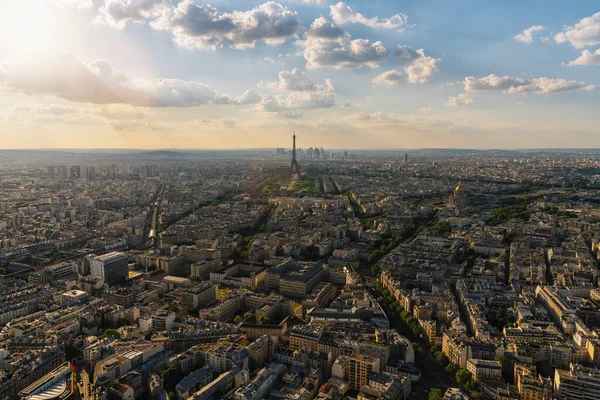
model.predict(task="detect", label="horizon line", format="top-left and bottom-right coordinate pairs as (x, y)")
top-left (3, 147), bottom-right (600, 152)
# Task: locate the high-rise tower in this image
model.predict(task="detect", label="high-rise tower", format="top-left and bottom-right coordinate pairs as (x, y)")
top-left (291, 132), bottom-right (300, 177)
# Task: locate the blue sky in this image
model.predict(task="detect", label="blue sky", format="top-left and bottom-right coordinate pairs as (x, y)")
top-left (0, 0), bottom-right (598, 149)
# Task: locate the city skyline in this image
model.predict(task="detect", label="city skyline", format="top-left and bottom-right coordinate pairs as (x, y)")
top-left (1, 0), bottom-right (599, 149)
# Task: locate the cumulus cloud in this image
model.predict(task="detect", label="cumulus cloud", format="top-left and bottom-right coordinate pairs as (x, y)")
top-left (463, 74), bottom-right (595, 94)
top-left (372, 47), bottom-right (439, 85)
top-left (514, 25), bottom-right (545, 44)
top-left (261, 91), bottom-right (335, 112)
top-left (330, 2), bottom-right (408, 31)
top-left (289, 0), bottom-right (327, 4)
top-left (372, 70), bottom-right (405, 85)
top-left (95, 0), bottom-right (168, 28)
top-left (395, 46), bottom-right (422, 62)
top-left (260, 68), bottom-right (335, 117)
top-left (268, 68), bottom-right (332, 91)
top-left (235, 89), bottom-right (263, 105)
top-left (565, 48), bottom-right (600, 66)
top-left (405, 49), bottom-right (439, 83)
top-left (447, 92), bottom-right (474, 106)
top-left (151, 0), bottom-right (301, 50)
top-left (73, 0), bottom-right (302, 49)
top-left (306, 16), bottom-right (346, 40)
top-left (0, 54), bottom-right (260, 107)
top-left (300, 17), bottom-right (388, 69)
top-left (554, 12), bottom-right (600, 48)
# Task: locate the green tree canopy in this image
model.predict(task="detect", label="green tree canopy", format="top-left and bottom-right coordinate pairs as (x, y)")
top-left (117, 316), bottom-right (132, 327)
top-left (103, 329), bottom-right (121, 339)
top-left (456, 368), bottom-right (473, 386)
top-left (429, 388), bottom-right (443, 400)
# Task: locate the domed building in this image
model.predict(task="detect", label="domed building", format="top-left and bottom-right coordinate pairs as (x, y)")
top-left (449, 180), bottom-right (465, 208)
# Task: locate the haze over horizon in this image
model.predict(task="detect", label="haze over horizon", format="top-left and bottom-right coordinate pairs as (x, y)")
top-left (1, 0), bottom-right (599, 149)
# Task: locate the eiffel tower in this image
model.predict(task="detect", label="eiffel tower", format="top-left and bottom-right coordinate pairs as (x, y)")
top-left (291, 132), bottom-right (300, 178)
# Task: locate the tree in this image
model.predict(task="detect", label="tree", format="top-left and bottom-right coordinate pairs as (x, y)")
top-left (244, 313), bottom-right (254, 323)
top-left (506, 313), bottom-right (516, 324)
top-left (161, 365), bottom-right (184, 395)
top-left (103, 329), bottom-right (121, 339)
top-left (233, 315), bottom-right (243, 324)
top-left (465, 380), bottom-right (480, 392)
top-left (0, 268), bottom-right (6, 275)
top-left (445, 363), bottom-right (456, 374)
top-left (429, 388), bottom-right (443, 400)
top-left (456, 368), bottom-right (472, 386)
top-left (117, 316), bottom-right (132, 327)
top-left (430, 346), bottom-right (439, 354)
top-left (435, 352), bottom-right (448, 365)
top-left (258, 316), bottom-right (269, 325)
top-left (371, 263), bottom-right (381, 274)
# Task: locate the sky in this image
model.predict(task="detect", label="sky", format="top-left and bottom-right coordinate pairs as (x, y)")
top-left (0, 0), bottom-right (599, 150)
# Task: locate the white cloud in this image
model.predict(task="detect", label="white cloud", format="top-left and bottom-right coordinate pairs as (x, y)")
top-left (405, 49), bottom-right (439, 83)
top-left (0, 54), bottom-right (260, 107)
top-left (395, 46), bottom-right (422, 62)
top-left (235, 89), bottom-right (263, 105)
top-left (306, 16), bottom-right (346, 40)
top-left (554, 12), bottom-right (600, 48)
top-left (261, 91), bottom-right (335, 112)
top-left (330, 2), bottom-right (408, 31)
top-left (260, 69), bottom-right (335, 116)
top-left (95, 0), bottom-right (167, 28)
top-left (300, 18), bottom-right (388, 69)
top-left (514, 25), bottom-right (545, 44)
top-left (372, 70), bottom-right (405, 85)
top-left (565, 48), bottom-right (600, 66)
top-left (340, 101), bottom-right (352, 107)
top-left (289, 0), bottom-right (327, 4)
top-left (269, 68), bottom-right (328, 91)
top-left (151, 0), bottom-right (301, 50)
top-left (447, 92), bottom-right (474, 106)
top-left (372, 47), bottom-right (439, 85)
top-left (463, 74), bottom-right (595, 94)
